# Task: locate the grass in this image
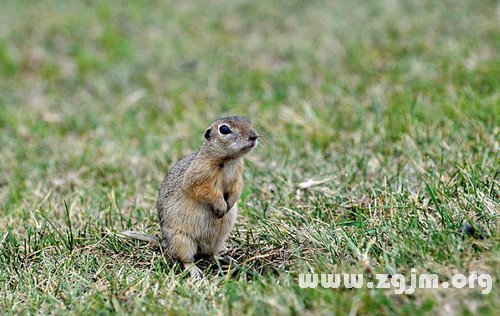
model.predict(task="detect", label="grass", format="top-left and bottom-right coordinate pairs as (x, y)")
top-left (0, 0), bottom-right (498, 314)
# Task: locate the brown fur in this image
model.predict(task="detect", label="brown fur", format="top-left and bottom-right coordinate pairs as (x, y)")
top-left (155, 116), bottom-right (257, 277)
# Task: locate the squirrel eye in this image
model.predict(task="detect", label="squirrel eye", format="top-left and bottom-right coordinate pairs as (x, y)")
top-left (219, 125), bottom-right (231, 135)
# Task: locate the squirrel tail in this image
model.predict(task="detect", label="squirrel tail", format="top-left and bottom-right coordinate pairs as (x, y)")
top-left (120, 231), bottom-right (160, 246)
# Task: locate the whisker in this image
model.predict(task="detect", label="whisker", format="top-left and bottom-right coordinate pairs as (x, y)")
top-left (254, 137), bottom-right (273, 156)
top-left (256, 135), bottom-right (274, 146)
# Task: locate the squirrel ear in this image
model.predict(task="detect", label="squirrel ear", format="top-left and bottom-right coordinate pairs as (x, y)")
top-left (204, 128), bottom-right (211, 140)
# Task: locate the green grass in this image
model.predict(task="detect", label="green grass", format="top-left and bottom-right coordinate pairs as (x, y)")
top-left (0, 0), bottom-right (498, 314)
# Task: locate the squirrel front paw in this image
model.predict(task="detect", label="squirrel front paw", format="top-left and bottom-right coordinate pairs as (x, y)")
top-left (212, 199), bottom-right (228, 218)
top-left (226, 194), bottom-right (238, 211)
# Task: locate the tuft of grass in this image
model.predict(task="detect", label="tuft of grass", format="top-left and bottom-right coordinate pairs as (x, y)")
top-left (0, 0), bottom-right (498, 314)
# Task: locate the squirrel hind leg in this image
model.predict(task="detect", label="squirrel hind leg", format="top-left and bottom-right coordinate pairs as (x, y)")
top-left (184, 262), bottom-right (202, 279)
top-left (166, 231), bottom-right (201, 278)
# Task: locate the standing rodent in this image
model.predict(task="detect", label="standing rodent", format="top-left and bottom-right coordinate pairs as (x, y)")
top-left (122, 116), bottom-right (258, 277)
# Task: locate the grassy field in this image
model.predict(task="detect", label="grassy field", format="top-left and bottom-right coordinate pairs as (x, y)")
top-left (0, 0), bottom-right (498, 314)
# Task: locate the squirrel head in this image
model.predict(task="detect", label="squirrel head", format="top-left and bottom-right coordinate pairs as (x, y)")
top-left (202, 116), bottom-right (258, 159)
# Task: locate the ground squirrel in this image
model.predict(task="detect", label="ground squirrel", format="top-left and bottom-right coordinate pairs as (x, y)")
top-left (122, 116), bottom-right (258, 277)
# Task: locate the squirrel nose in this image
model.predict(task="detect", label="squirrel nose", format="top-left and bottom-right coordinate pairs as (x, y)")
top-left (248, 131), bottom-right (258, 141)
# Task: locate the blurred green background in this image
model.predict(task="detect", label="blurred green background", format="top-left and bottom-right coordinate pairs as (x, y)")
top-left (0, 0), bottom-right (498, 314)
